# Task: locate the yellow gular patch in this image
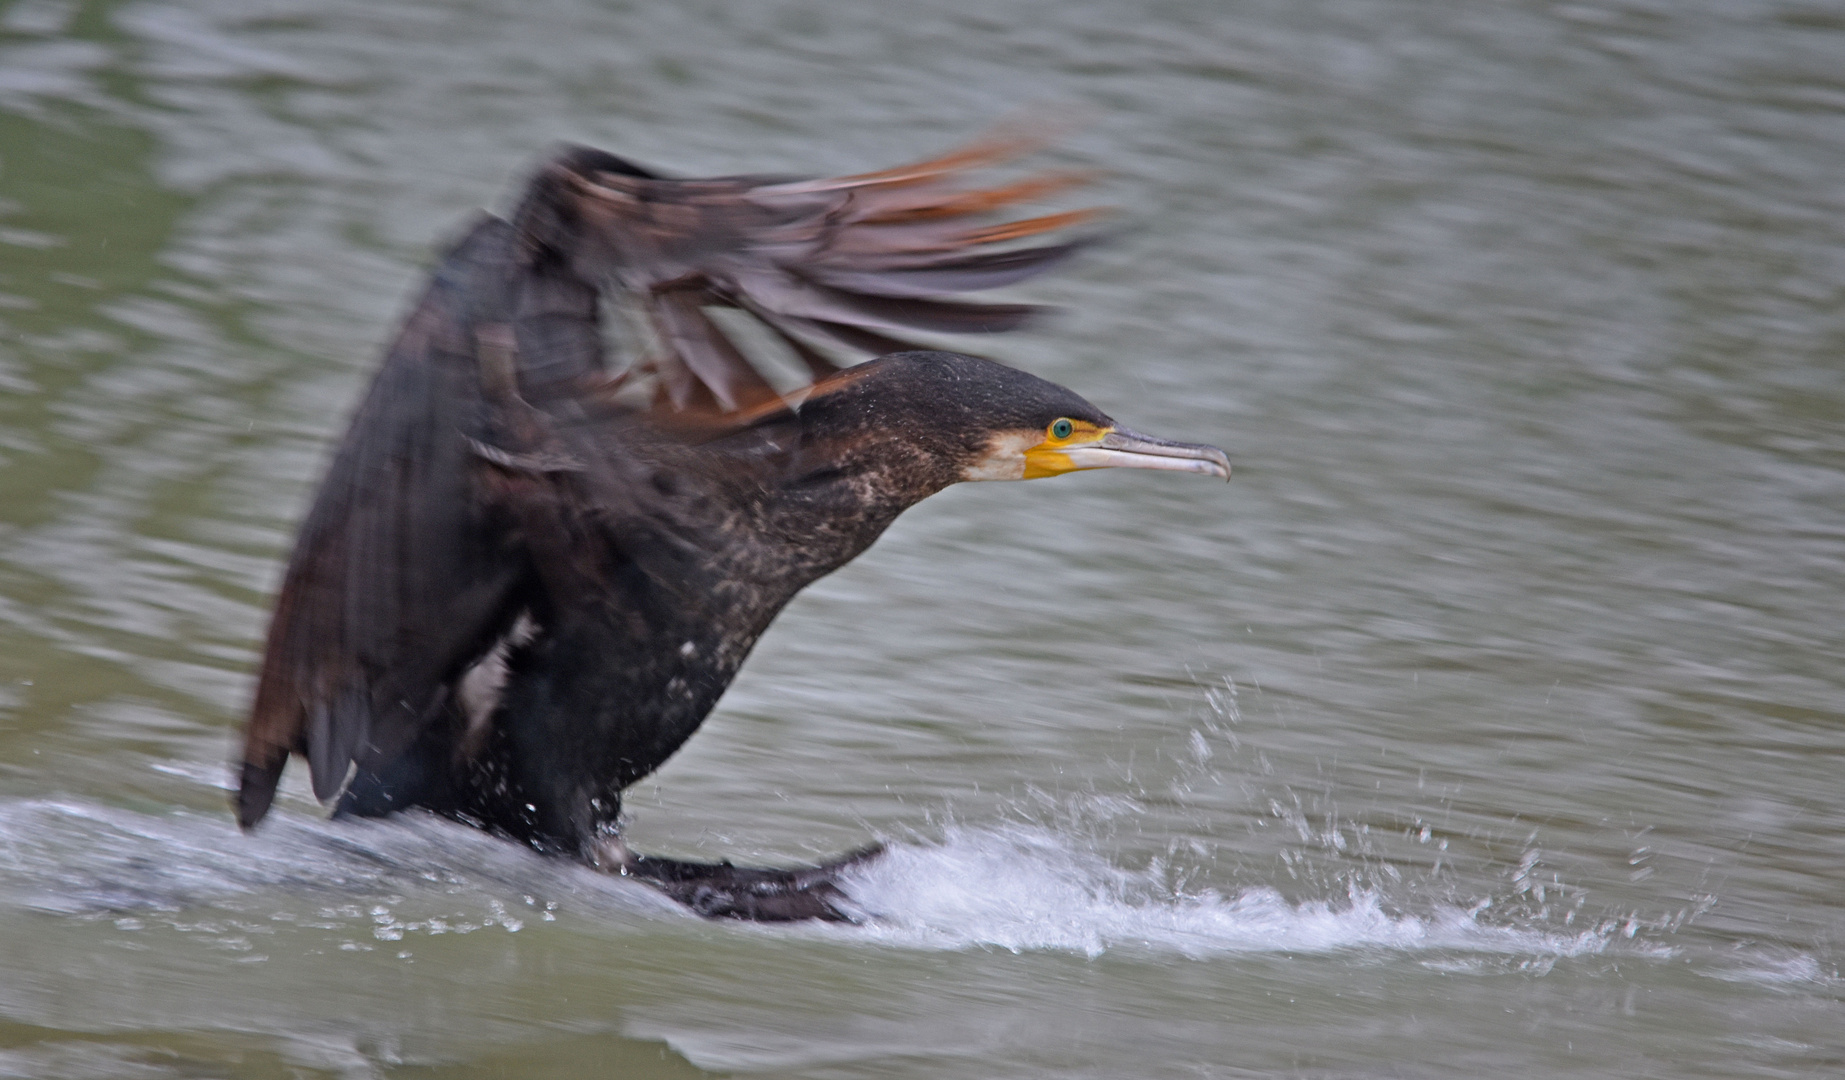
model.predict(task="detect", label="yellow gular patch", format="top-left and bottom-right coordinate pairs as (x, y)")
top-left (1022, 419), bottom-right (1111, 479)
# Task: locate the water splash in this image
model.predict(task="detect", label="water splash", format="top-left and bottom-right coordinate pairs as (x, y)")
top-left (0, 791), bottom-right (1800, 982)
top-left (838, 820), bottom-right (1644, 962)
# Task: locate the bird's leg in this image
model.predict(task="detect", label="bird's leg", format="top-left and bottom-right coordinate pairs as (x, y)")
top-left (590, 837), bottom-right (884, 923)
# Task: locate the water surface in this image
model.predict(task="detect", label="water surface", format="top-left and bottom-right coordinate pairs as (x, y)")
top-left (2, 0), bottom-right (1842, 1076)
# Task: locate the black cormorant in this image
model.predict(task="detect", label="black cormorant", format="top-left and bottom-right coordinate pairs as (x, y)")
top-left (236, 137), bottom-right (1230, 921)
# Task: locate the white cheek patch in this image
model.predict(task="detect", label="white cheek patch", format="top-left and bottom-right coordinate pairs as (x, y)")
top-left (960, 430), bottom-right (1037, 482)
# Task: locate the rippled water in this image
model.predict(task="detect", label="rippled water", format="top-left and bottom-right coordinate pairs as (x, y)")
top-left (2, 0), bottom-right (1842, 1076)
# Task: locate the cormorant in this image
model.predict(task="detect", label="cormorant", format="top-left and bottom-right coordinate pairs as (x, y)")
top-left (236, 136), bottom-right (1230, 921)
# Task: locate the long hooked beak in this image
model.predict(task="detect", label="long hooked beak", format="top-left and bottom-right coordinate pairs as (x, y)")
top-left (1049, 427), bottom-right (1231, 480)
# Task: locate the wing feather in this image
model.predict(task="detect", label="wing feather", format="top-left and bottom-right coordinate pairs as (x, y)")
top-left (515, 133), bottom-right (1098, 416)
top-left (239, 220), bottom-right (532, 826)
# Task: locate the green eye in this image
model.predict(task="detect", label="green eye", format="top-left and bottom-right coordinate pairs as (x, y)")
top-left (1050, 418), bottom-right (1074, 440)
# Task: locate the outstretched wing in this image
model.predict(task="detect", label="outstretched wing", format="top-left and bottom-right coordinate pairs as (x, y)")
top-left (512, 132), bottom-right (1100, 415)
top-left (238, 135), bottom-right (1093, 826)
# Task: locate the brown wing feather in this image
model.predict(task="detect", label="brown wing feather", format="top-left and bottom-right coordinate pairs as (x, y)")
top-left (239, 220), bottom-right (531, 827)
top-left (514, 134), bottom-right (1100, 420)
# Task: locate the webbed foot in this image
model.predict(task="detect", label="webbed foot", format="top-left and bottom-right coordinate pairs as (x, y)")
top-left (594, 840), bottom-right (884, 923)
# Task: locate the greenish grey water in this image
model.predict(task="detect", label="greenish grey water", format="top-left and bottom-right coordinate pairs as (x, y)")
top-left (2, 0), bottom-right (1842, 1076)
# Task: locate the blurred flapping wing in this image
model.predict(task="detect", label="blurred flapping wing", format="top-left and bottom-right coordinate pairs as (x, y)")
top-left (512, 133), bottom-right (1100, 416)
top-left (239, 222), bottom-right (532, 827)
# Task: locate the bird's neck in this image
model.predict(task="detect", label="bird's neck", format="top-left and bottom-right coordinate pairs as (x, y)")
top-left (738, 427), bottom-right (958, 584)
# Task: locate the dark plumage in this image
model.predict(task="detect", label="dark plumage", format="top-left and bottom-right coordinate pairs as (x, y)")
top-left (237, 137), bottom-right (1229, 921)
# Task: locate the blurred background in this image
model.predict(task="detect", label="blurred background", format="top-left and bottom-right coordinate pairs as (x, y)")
top-left (1, 0), bottom-right (1842, 1076)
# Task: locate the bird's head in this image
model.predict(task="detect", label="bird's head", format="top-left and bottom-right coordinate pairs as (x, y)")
top-left (790, 351), bottom-right (1229, 502)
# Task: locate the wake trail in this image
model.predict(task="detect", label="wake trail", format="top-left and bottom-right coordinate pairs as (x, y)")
top-left (2, 795), bottom-right (1689, 972)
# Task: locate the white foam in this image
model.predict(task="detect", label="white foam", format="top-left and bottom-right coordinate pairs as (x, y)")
top-left (837, 822), bottom-right (1628, 961)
